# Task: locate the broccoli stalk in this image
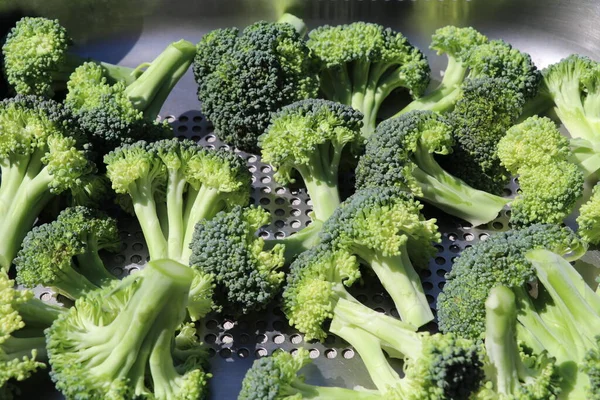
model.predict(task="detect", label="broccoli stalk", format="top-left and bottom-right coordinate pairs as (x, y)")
top-left (2, 17), bottom-right (139, 97)
top-left (46, 259), bottom-right (211, 399)
top-left (356, 110), bottom-right (509, 227)
top-left (239, 348), bottom-right (384, 400)
top-left (307, 22), bottom-right (430, 138)
top-left (105, 138), bottom-right (250, 264)
top-left (14, 206), bottom-right (120, 300)
top-left (0, 95), bottom-right (96, 271)
top-left (477, 286), bottom-right (562, 399)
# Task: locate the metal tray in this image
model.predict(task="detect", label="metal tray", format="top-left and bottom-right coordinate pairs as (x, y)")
top-left (3, 0), bottom-right (600, 398)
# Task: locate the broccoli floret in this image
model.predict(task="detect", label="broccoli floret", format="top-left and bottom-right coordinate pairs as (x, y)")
top-left (193, 16), bottom-right (319, 153)
top-left (46, 259), bottom-right (212, 399)
top-left (2, 17), bottom-right (137, 97)
top-left (104, 138), bottom-right (251, 264)
top-left (437, 224), bottom-right (586, 340)
top-left (540, 54), bottom-right (600, 143)
top-left (306, 22), bottom-right (430, 138)
top-left (355, 110), bottom-right (509, 226)
top-left (578, 183), bottom-right (600, 245)
top-left (443, 77), bottom-right (525, 194)
top-left (238, 348), bottom-right (384, 400)
top-left (14, 206), bottom-right (119, 300)
top-left (189, 205), bottom-right (285, 314)
top-left (0, 95), bottom-right (96, 271)
top-left (318, 187), bottom-right (439, 327)
top-left (583, 336), bottom-right (600, 399)
top-left (65, 35), bottom-right (196, 155)
top-left (0, 270), bottom-right (66, 396)
top-left (396, 27), bottom-right (540, 117)
top-left (497, 116), bottom-right (585, 226)
top-left (476, 286), bottom-right (562, 400)
top-left (282, 245), bottom-right (484, 399)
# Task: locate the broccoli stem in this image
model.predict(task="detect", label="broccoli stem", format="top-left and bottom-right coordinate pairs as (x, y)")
top-left (124, 39), bottom-right (196, 117)
top-left (16, 298), bottom-right (65, 328)
top-left (2, 336), bottom-right (48, 361)
top-left (555, 108), bottom-right (599, 143)
top-left (325, 67), bottom-right (353, 106)
top-left (277, 13), bottom-right (308, 36)
top-left (50, 53), bottom-right (138, 90)
top-left (0, 155), bottom-right (29, 215)
top-left (52, 264), bottom-right (99, 299)
top-left (129, 183), bottom-right (168, 260)
top-left (287, 380), bottom-right (384, 399)
top-left (484, 286), bottom-right (525, 395)
top-left (265, 220), bottom-right (323, 264)
top-left (356, 247), bottom-right (433, 327)
top-left (75, 246), bottom-right (116, 286)
top-left (393, 86), bottom-right (462, 118)
top-left (351, 60), bottom-right (371, 125)
top-left (570, 138), bottom-right (600, 179)
top-left (165, 170), bottom-right (187, 261)
top-left (329, 315), bottom-right (400, 394)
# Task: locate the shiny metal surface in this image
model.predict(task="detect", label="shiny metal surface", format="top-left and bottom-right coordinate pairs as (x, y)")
top-left (1, 0), bottom-right (598, 398)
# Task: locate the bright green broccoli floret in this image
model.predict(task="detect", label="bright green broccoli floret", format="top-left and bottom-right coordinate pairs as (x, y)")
top-left (104, 138), bottom-right (251, 264)
top-left (65, 36), bottom-right (196, 155)
top-left (282, 244), bottom-right (484, 399)
top-left (0, 95), bottom-right (96, 271)
top-left (258, 99), bottom-right (363, 260)
top-left (396, 27), bottom-right (540, 117)
top-left (540, 54), bottom-right (600, 143)
top-left (443, 77), bottom-right (525, 194)
top-left (2, 17), bottom-right (137, 97)
top-left (0, 270), bottom-right (66, 396)
top-left (238, 348), bottom-right (384, 400)
top-left (578, 183), bottom-right (600, 245)
top-left (189, 205), bottom-right (285, 314)
top-left (355, 110), bottom-right (509, 226)
top-left (193, 15), bottom-right (318, 153)
top-left (319, 187), bottom-right (439, 327)
top-left (14, 206), bottom-right (119, 300)
top-left (475, 286), bottom-right (562, 400)
top-left (46, 259), bottom-right (212, 400)
top-left (306, 22), bottom-right (430, 138)
top-left (497, 116), bottom-right (585, 226)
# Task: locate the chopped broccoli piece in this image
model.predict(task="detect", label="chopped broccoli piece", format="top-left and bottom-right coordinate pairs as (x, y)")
top-left (307, 22), bottom-right (430, 138)
top-left (475, 286), bottom-right (562, 400)
top-left (14, 206), bottom-right (119, 300)
top-left (2, 17), bottom-right (137, 97)
top-left (46, 259), bottom-right (212, 399)
top-left (189, 205), bottom-right (285, 314)
top-left (443, 77), bottom-right (525, 194)
top-left (0, 95), bottom-right (96, 271)
top-left (238, 348), bottom-right (384, 400)
top-left (356, 110), bottom-right (509, 226)
top-left (104, 138), bottom-right (251, 263)
top-left (0, 270), bottom-right (66, 396)
top-left (193, 16), bottom-right (318, 153)
top-left (578, 183), bottom-right (600, 245)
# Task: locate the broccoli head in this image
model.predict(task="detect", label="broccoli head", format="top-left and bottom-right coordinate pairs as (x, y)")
top-left (0, 95), bottom-right (96, 271)
top-left (583, 336), bottom-right (600, 400)
top-left (46, 259), bottom-right (211, 399)
top-left (307, 22), bottom-right (430, 138)
top-left (189, 205), bottom-right (285, 314)
top-left (356, 110), bottom-right (509, 226)
top-left (578, 183), bottom-right (600, 245)
top-left (193, 17), bottom-right (319, 153)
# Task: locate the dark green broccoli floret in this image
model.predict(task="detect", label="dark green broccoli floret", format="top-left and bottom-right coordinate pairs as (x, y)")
top-left (189, 205), bottom-right (285, 314)
top-left (475, 286), bottom-right (562, 400)
top-left (282, 244), bottom-right (484, 399)
top-left (396, 27), bottom-right (540, 117)
top-left (539, 54), bottom-right (600, 143)
top-left (319, 186), bottom-right (440, 328)
top-left (443, 77), bottom-right (525, 194)
top-left (238, 348), bottom-right (384, 400)
top-left (65, 36), bottom-right (196, 155)
top-left (14, 206), bottom-right (119, 300)
top-left (497, 116), bottom-right (585, 226)
top-left (0, 95), bottom-right (96, 271)
top-left (2, 17), bottom-right (137, 97)
top-left (1, 270), bottom-right (66, 396)
top-left (355, 110), bottom-right (509, 226)
top-left (46, 259), bottom-right (211, 399)
top-left (193, 16), bottom-right (319, 153)
top-left (307, 22), bottom-right (430, 138)
top-left (104, 138), bottom-right (251, 265)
